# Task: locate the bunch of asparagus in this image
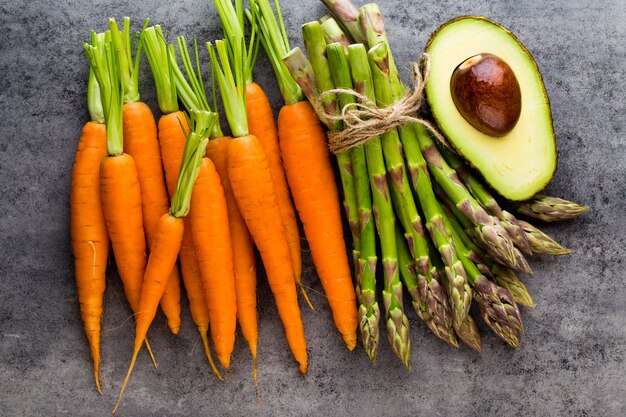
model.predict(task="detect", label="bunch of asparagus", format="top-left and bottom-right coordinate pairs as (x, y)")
top-left (282, 0), bottom-right (587, 366)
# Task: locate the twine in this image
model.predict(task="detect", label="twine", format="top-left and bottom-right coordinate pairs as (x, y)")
top-left (313, 53), bottom-right (449, 154)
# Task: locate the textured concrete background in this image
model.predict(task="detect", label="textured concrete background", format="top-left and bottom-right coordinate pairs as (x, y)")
top-left (1, 0), bottom-right (625, 416)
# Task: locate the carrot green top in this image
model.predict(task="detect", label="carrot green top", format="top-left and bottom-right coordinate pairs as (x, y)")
top-left (170, 109), bottom-right (218, 218)
top-left (86, 33), bottom-right (104, 124)
top-left (141, 25), bottom-right (179, 114)
top-left (213, 0), bottom-right (259, 85)
top-left (173, 36), bottom-right (224, 139)
top-left (109, 17), bottom-right (147, 104)
top-left (250, 0), bottom-right (304, 105)
top-left (84, 30), bottom-right (124, 156)
top-left (207, 39), bottom-right (248, 138)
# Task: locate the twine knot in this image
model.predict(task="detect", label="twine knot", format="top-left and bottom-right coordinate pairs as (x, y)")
top-left (314, 53), bottom-right (448, 154)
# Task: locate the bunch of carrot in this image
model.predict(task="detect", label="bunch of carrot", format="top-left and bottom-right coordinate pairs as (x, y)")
top-left (70, 0), bottom-right (358, 411)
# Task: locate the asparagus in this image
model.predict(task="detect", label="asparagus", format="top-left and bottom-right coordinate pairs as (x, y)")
top-left (442, 204), bottom-right (536, 308)
top-left (348, 44), bottom-right (409, 366)
top-left (518, 220), bottom-right (571, 255)
top-left (427, 235), bottom-right (481, 352)
top-left (396, 223), bottom-right (458, 347)
top-left (319, 0), bottom-right (367, 44)
top-left (300, 22), bottom-right (361, 263)
top-left (492, 264), bottom-right (536, 308)
top-left (352, 4), bottom-right (475, 330)
top-left (326, 42), bottom-right (381, 363)
top-left (320, 18), bottom-right (350, 53)
top-left (442, 209), bottom-right (525, 347)
top-left (511, 195), bottom-right (589, 222)
top-left (397, 120), bottom-right (472, 331)
top-left (440, 147), bottom-right (532, 256)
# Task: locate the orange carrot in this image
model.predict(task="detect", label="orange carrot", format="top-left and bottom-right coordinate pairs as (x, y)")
top-left (246, 82), bottom-right (309, 307)
top-left (180, 260), bottom-right (223, 380)
top-left (156, 112), bottom-right (204, 326)
top-left (206, 137), bottom-right (258, 377)
top-left (70, 108), bottom-right (108, 393)
top-left (113, 26), bottom-right (220, 412)
top-left (207, 6), bottom-right (308, 370)
top-left (123, 101), bottom-right (182, 335)
top-left (228, 134), bottom-right (308, 374)
top-left (279, 101), bottom-right (358, 349)
top-left (114, 212), bottom-right (184, 414)
top-left (99, 154), bottom-right (146, 313)
top-left (174, 33), bottom-right (259, 374)
top-left (190, 157), bottom-right (237, 369)
top-left (253, 0), bottom-right (358, 348)
top-left (110, 18), bottom-right (182, 334)
top-left (114, 108), bottom-right (218, 413)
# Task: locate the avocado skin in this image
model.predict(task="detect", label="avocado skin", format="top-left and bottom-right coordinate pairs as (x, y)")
top-left (425, 16), bottom-right (557, 201)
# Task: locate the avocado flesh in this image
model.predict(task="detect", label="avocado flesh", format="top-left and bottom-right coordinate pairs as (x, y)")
top-left (425, 16), bottom-right (556, 201)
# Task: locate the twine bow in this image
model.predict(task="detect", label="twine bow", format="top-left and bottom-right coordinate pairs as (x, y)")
top-left (313, 53), bottom-right (449, 154)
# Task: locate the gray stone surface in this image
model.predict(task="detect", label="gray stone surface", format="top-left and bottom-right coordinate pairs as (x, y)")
top-left (0, 0), bottom-right (624, 415)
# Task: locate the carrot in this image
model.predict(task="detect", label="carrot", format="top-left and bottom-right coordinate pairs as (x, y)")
top-left (160, 111), bottom-right (222, 379)
top-left (114, 107), bottom-right (218, 414)
top-left (246, 81), bottom-right (309, 308)
top-left (70, 50), bottom-right (108, 393)
top-left (206, 137), bottom-right (257, 377)
top-left (110, 18), bottom-right (182, 334)
top-left (175, 34), bottom-right (258, 375)
top-left (190, 157), bottom-right (237, 369)
top-left (208, 31), bottom-right (308, 373)
top-left (278, 101), bottom-right (358, 349)
top-left (84, 30), bottom-right (157, 369)
top-left (253, 0), bottom-right (358, 348)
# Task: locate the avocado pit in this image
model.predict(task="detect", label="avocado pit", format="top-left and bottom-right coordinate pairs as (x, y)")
top-left (450, 53), bottom-right (522, 137)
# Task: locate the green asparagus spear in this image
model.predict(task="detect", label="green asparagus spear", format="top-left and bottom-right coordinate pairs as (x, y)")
top-left (439, 146), bottom-right (532, 255)
top-left (396, 223), bottom-right (458, 347)
top-left (441, 203), bottom-right (536, 308)
top-left (511, 195), bottom-right (589, 222)
top-left (518, 220), bottom-right (571, 255)
top-left (441, 209), bottom-right (525, 347)
top-left (427, 234), bottom-right (481, 352)
top-left (347, 44), bottom-right (410, 366)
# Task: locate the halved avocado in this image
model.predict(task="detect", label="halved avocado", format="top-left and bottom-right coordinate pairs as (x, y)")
top-left (425, 16), bottom-right (557, 201)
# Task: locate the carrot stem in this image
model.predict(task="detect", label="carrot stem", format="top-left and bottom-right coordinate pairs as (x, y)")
top-left (170, 110), bottom-right (218, 217)
top-left (84, 31), bottom-right (123, 156)
top-left (141, 25), bottom-right (178, 114)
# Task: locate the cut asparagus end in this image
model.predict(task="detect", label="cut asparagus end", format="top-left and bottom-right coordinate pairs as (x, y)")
top-left (282, 47), bottom-right (318, 104)
top-left (320, 18), bottom-right (350, 53)
top-left (320, 0), bottom-right (367, 43)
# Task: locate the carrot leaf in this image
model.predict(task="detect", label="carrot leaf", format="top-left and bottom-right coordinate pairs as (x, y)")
top-left (141, 25), bottom-right (178, 114)
top-left (174, 36), bottom-right (224, 138)
top-left (86, 32), bottom-right (105, 124)
top-left (108, 17), bottom-right (145, 104)
top-left (249, 0), bottom-right (303, 104)
top-left (207, 39), bottom-right (248, 138)
top-left (170, 110), bottom-right (218, 218)
top-left (84, 30), bottom-right (124, 156)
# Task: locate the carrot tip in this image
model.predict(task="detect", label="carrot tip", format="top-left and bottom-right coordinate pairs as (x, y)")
top-left (200, 331), bottom-right (223, 381)
top-left (298, 283), bottom-right (315, 311)
top-left (298, 362), bottom-right (308, 375)
top-left (342, 335), bottom-right (357, 352)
